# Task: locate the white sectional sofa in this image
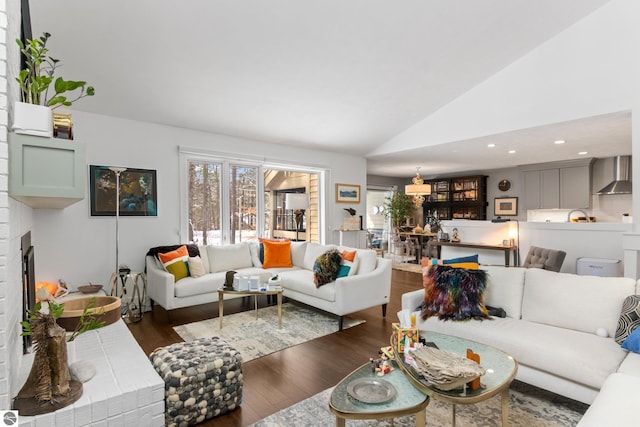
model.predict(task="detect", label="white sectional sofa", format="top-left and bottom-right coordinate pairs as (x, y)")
top-left (147, 241), bottom-right (392, 329)
top-left (402, 266), bottom-right (640, 425)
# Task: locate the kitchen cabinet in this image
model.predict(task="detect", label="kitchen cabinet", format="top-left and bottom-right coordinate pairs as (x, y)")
top-left (8, 133), bottom-right (86, 208)
top-left (522, 160), bottom-right (593, 210)
top-left (422, 175), bottom-right (487, 221)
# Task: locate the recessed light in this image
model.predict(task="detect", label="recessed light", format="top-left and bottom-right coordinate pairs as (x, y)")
top-left (554, 140), bottom-right (566, 144)
top-left (578, 151), bottom-right (588, 155)
top-left (487, 144), bottom-right (496, 148)
top-left (508, 150), bottom-right (516, 154)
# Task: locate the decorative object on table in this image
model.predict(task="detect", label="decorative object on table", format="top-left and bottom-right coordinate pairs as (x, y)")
top-left (224, 271), bottom-right (237, 289)
top-left (498, 179), bottom-right (511, 191)
top-left (410, 346), bottom-right (486, 391)
top-left (53, 113), bottom-right (73, 139)
top-left (392, 322), bottom-right (419, 353)
top-left (425, 211), bottom-right (442, 233)
top-left (346, 377), bottom-right (397, 403)
top-left (12, 299), bottom-right (108, 414)
top-left (451, 227), bottom-right (460, 242)
top-left (412, 225), bottom-right (423, 233)
top-left (14, 32), bottom-right (94, 138)
top-left (285, 192), bottom-right (309, 241)
top-left (55, 297), bottom-right (115, 338)
top-left (466, 349), bottom-right (481, 391)
top-left (384, 192), bottom-right (414, 230)
top-left (336, 183), bottom-right (361, 203)
top-left (89, 165), bottom-right (157, 216)
top-left (77, 283), bottom-right (103, 294)
top-left (405, 167), bottom-right (432, 207)
top-left (494, 196), bottom-right (518, 216)
top-left (344, 207), bottom-right (356, 216)
top-left (35, 280), bottom-right (68, 302)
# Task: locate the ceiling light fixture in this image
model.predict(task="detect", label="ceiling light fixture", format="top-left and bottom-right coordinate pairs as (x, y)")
top-left (578, 151), bottom-right (588, 155)
top-left (508, 150), bottom-right (516, 154)
top-left (488, 144), bottom-right (496, 148)
top-left (554, 140), bottom-right (566, 144)
top-left (405, 167), bottom-right (432, 207)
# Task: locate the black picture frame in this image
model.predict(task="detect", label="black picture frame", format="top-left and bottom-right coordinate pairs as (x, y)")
top-left (494, 197), bottom-right (518, 216)
top-left (89, 165), bottom-right (158, 216)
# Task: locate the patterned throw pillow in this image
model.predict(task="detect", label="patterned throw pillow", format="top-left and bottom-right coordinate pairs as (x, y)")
top-left (313, 249), bottom-right (343, 287)
top-left (421, 265), bottom-right (490, 321)
top-left (622, 326), bottom-right (640, 353)
top-left (615, 295), bottom-right (640, 345)
top-left (158, 245), bottom-right (190, 281)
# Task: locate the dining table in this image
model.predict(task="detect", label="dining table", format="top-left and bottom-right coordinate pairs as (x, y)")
top-left (397, 231), bottom-right (438, 264)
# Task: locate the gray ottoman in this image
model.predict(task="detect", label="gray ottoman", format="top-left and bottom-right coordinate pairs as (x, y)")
top-left (150, 337), bottom-right (243, 426)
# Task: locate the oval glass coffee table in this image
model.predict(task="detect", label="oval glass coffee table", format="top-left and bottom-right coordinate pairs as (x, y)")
top-left (217, 287), bottom-right (283, 329)
top-left (329, 360), bottom-right (430, 427)
top-left (392, 331), bottom-right (518, 427)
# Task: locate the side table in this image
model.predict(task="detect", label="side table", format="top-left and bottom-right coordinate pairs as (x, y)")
top-left (109, 271), bottom-right (147, 323)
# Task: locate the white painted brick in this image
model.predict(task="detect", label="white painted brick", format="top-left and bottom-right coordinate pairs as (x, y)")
top-left (0, 158), bottom-right (6, 173)
top-left (107, 414), bottom-right (124, 426)
top-left (0, 44), bottom-right (5, 61)
top-left (106, 386), bottom-right (123, 417)
top-left (54, 405), bottom-right (75, 426)
top-left (0, 224), bottom-right (8, 239)
top-left (0, 376), bottom-right (6, 394)
top-left (33, 412), bottom-right (56, 426)
top-left (91, 390), bottom-right (109, 422)
top-left (0, 76), bottom-right (6, 93)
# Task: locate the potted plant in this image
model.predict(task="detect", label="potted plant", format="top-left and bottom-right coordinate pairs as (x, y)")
top-left (384, 192), bottom-right (414, 230)
top-left (14, 32), bottom-right (95, 137)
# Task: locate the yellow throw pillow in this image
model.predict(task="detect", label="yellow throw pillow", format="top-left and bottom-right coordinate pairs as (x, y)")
top-left (262, 240), bottom-right (292, 268)
top-left (158, 245), bottom-right (190, 281)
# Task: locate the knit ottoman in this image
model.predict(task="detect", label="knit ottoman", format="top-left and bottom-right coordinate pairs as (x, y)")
top-left (150, 337), bottom-right (243, 426)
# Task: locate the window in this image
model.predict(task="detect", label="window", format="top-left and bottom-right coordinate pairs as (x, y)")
top-left (181, 148), bottom-right (325, 245)
top-left (274, 188), bottom-right (306, 232)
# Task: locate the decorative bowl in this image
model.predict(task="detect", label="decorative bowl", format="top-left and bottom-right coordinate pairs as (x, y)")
top-left (56, 296), bottom-right (121, 331)
top-left (77, 284), bottom-right (103, 294)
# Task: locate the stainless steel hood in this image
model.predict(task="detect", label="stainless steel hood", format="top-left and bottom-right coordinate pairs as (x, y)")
top-left (597, 155), bottom-right (632, 195)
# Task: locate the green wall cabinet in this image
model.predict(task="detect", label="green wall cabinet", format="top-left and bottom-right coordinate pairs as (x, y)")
top-left (9, 133), bottom-right (86, 208)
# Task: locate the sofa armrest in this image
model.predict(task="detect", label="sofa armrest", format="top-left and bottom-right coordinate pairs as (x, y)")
top-left (402, 289), bottom-right (424, 313)
top-left (332, 258), bottom-right (392, 315)
top-left (146, 255), bottom-right (176, 310)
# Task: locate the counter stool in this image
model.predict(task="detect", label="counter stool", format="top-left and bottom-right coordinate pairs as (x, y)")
top-left (149, 337), bottom-right (243, 426)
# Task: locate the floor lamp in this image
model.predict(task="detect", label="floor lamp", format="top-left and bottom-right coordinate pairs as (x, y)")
top-left (109, 167), bottom-right (127, 274)
top-left (285, 193), bottom-right (309, 241)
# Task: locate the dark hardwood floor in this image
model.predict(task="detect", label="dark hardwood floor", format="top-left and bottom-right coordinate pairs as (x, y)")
top-left (126, 269), bottom-right (422, 427)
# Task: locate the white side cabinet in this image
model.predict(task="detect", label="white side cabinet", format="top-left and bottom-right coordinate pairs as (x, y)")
top-left (8, 133), bottom-right (86, 208)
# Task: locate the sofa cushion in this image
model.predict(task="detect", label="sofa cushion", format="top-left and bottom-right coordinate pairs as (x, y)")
top-left (354, 249), bottom-right (377, 275)
top-left (303, 243), bottom-right (337, 271)
top-left (158, 245), bottom-right (190, 281)
top-left (207, 242), bottom-right (253, 273)
top-left (421, 265), bottom-right (489, 321)
top-left (248, 241), bottom-right (262, 267)
top-left (262, 240), bottom-right (293, 268)
top-left (198, 245), bottom-right (211, 274)
top-left (174, 272), bottom-right (225, 298)
top-left (482, 266), bottom-right (526, 319)
top-left (421, 316), bottom-right (627, 390)
top-left (615, 295), bottom-right (640, 344)
top-left (188, 256), bottom-right (206, 278)
top-left (522, 268), bottom-right (636, 337)
top-left (280, 269), bottom-right (336, 302)
top-left (576, 373), bottom-right (640, 427)
top-left (290, 241), bottom-right (308, 268)
top-left (313, 249), bottom-right (342, 287)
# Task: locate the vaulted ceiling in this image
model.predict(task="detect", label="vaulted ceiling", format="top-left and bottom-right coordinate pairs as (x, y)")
top-left (28, 0), bottom-right (627, 177)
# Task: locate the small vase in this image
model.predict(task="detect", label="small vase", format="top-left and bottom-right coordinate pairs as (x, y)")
top-left (13, 102), bottom-right (53, 137)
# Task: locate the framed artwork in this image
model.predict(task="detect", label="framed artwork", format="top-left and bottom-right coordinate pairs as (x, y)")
top-left (89, 165), bottom-right (158, 216)
top-left (336, 183), bottom-right (361, 203)
top-left (494, 197), bottom-right (518, 216)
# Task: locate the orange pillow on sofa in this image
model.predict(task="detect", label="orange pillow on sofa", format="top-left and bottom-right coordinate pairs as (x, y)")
top-left (262, 240), bottom-right (292, 268)
top-left (158, 245), bottom-right (190, 281)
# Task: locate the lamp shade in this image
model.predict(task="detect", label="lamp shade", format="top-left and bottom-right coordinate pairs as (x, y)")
top-left (405, 183), bottom-right (431, 195)
top-left (285, 193), bottom-right (309, 210)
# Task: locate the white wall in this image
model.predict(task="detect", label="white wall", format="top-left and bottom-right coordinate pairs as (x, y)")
top-left (31, 111), bottom-right (367, 288)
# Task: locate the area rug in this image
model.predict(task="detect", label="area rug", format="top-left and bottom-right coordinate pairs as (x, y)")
top-left (249, 381), bottom-right (587, 426)
top-left (173, 302), bottom-right (364, 362)
top-left (392, 262), bottom-right (422, 274)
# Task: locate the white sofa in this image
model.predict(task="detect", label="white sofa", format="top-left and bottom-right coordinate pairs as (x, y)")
top-left (402, 266), bottom-right (640, 425)
top-left (147, 241), bottom-right (392, 329)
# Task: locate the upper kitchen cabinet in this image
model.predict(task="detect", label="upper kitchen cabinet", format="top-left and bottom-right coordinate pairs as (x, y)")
top-left (8, 133), bottom-right (86, 208)
top-left (521, 159), bottom-right (594, 210)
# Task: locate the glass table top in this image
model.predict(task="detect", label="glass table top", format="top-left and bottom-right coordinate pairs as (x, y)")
top-left (392, 331), bottom-right (518, 403)
top-left (330, 360), bottom-right (429, 416)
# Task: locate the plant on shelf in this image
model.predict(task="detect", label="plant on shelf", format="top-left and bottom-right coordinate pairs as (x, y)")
top-left (384, 192), bottom-right (414, 230)
top-left (16, 32), bottom-right (95, 109)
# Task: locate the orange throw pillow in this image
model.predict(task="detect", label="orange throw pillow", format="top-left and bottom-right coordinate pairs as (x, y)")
top-left (342, 250), bottom-right (357, 262)
top-left (262, 240), bottom-right (292, 268)
top-left (158, 245), bottom-right (190, 281)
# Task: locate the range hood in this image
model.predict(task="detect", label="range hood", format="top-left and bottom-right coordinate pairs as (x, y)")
top-left (597, 155), bottom-right (632, 195)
